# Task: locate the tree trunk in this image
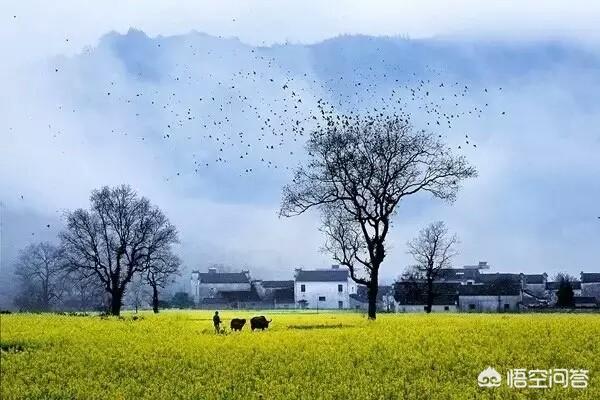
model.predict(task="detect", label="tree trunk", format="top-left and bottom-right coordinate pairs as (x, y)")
top-left (152, 285), bottom-right (159, 314)
top-left (367, 284), bottom-right (378, 320)
top-left (42, 280), bottom-right (50, 312)
top-left (425, 277), bottom-right (434, 314)
top-left (110, 290), bottom-right (122, 316)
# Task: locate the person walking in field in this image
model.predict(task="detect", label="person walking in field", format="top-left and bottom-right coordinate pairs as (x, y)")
top-left (213, 311), bottom-right (222, 334)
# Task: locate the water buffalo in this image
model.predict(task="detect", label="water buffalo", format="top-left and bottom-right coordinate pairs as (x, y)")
top-left (230, 318), bottom-right (246, 331)
top-left (250, 316), bottom-right (272, 331)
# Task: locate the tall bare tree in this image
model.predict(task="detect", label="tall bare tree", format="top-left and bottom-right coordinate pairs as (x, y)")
top-left (280, 114), bottom-right (476, 319)
top-left (60, 185), bottom-right (178, 316)
top-left (406, 221), bottom-right (458, 313)
top-left (145, 251), bottom-right (181, 313)
top-left (126, 275), bottom-right (151, 313)
top-left (14, 242), bottom-right (65, 311)
top-left (62, 268), bottom-right (106, 311)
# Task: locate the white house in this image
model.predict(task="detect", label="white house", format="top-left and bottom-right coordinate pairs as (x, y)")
top-left (190, 267), bottom-right (251, 304)
top-left (581, 272), bottom-right (600, 302)
top-left (458, 283), bottom-right (521, 312)
top-left (294, 265), bottom-right (356, 309)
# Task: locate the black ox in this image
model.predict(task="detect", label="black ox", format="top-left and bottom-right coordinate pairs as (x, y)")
top-left (230, 318), bottom-right (246, 331)
top-left (250, 316), bottom-right (272, 331)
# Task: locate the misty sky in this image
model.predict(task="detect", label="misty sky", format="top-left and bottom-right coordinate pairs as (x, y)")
top-left (1, 1), bottom-right (599, 304)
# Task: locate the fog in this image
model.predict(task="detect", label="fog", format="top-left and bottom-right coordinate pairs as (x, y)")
top-left (1, 5), bottom-right (600, 308)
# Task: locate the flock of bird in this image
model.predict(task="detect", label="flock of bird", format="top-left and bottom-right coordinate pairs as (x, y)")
top-left (13, 27), bottom-right (510, 236)
top-left (43, 35), bottom-right (506, 182)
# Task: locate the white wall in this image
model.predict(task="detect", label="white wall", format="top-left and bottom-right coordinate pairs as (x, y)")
top-left (458, 295), bottom-right (521, 312)
top-left (582, 283), bottom-right (600, 300)
top-left (294, 280), bottom-right (356, 309)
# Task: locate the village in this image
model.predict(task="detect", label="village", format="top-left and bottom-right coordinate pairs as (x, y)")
top-left (189, 262), bottom-right (600, 312)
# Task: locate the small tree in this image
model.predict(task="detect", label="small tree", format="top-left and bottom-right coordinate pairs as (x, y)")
top-left (171, 292), bottom-right (194, 309)
top-left (13, 242), bottom-right (65, 311)
top-left (555, 273), bottom-right (575, 308)
top-left (406, 221), bottom-right (458, 313)
top-left (60, 185), bottom-right (178, 316)
top-left (126, 275), bottom-right (150, 313)
top-left (280, 114), bottom-right (476, 319)
top-left (145, 252), bottom-right (181, 313)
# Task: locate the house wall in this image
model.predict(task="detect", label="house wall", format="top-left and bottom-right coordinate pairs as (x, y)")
top-left (458, 295), bottom-right (521, 312)
top-left (349, 297), bottom-right (397, 312)
top-left (381, 295), bottom-right (397, 312)
top-left (397, 305), bottom-right (457, 313)
top-left (294, 280), bottom-right (356, 309)
top-left (191, 281), bottom-right (251, 303)
top-left (582, 283), bottom-right (600, 301)
top-left (273, 301), bottom-right (295, 309)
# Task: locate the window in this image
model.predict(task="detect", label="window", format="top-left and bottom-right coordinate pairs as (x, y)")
top-left (338, 301), bottom-right (344, 309)
top-left (468, 304), bottom-right (476, 310)
top-left (337, 284), bottom-right (343, 293)
top-left (319, 296), bottom-right (326, 301)
top-left (444, 306), bottom-right (450, 311)
top-left (504, 303), bottom-right (510, 310)
top-left (300, 284), bottom-right (305, 292)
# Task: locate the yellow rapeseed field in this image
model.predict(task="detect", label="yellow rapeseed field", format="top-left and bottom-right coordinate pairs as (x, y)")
top-left (1, 311), bottom-right (598, 399)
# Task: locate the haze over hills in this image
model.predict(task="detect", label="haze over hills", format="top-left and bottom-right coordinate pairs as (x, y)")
top-left (1, 29), bottom-right (599, 307)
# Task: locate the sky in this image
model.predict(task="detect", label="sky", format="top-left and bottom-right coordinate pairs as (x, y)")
top-left (1, 1), bottom-right (600, 305)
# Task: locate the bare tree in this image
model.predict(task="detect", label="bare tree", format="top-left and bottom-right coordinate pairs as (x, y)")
top-left (60, 185), bottom-right (179, 316)
top-left (406, 221), bottom-right (458, 313)
top-left (280, 114), bottom-right (476, 319)
top-left (13, 242), bottom-right (65, 311)
top-left (62, 268), bottom-right (106, 311)
top-left (145, 251), bottom-right (181, 313)
top-left (126, 275), bottom-right (150, 313)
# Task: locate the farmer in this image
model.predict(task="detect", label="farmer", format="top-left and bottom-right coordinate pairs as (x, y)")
top-left (213, 311), bottom-right (222, 334)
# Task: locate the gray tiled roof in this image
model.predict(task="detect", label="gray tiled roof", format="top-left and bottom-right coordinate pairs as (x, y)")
top-left (523, 274), bottom-right (546, 284)
top-left (295, 269), bottom-right (349, 282)
top-left (437, 268), bottom-right (481, 282)
top-left (261, 280), bottom-right (294, 288)
top-left (478, 273), bottom-right (521, 284)
top-left (197, 272), bottom-right (249, 284)
top-left (546, 281), bottom-right (582, 290)
top-left (581, 273), bottom-right (600, 283)
top-left (458, 283), bottom-right (521, 296)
